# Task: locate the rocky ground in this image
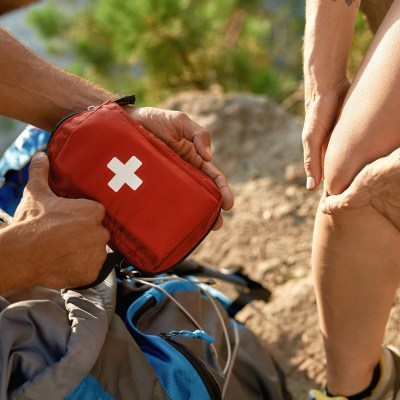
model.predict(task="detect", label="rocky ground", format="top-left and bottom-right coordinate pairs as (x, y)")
top-left (161, 90), bottom-right (400, 399)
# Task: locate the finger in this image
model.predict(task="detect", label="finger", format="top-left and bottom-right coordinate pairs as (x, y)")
top-left (25, 152), bottom-right (53, 197)
top-left (201, 162), bottom-right (234, 211)
top-left (73, 198), bottom-right (107, 224)
top-left (302, 121), bottom-right (325, 191)
top-left (320, 188), bottom-right (368, 215)
top-left (170, 138), bottom-right (205, 169)
top-left (179, 115), bottom-right (213, 162)
top-left (321, 161), bottom-right (377, 215)
top-left (192, 127), bottom-right (212, 162)
top-left (212, 215), bottom-right (224, 231)
top-left (320, 193), bottom-right (348, 215)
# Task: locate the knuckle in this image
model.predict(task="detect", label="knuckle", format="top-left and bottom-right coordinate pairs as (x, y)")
top-left (94, 202), bottom-right (106, 217)
top-left (324, 200), bottom-right (334, 215)
top-left (302, 132), bottom-right (314, 146)
top-left (87, 201), bottom-right (106, 219)
top-left (303, 159), bottom-right (313, 170)
top-left (330, 204), bottom-right (342, 216)
top-left (29, 157), bottom-right (46, 170)
top-left (89, 224), bottom-right (110, 246)
top-left (174, 111), bottom-right (189, 124)
top-left (100, 227), bottom-right (111, 244)
top-left (197, 128), bottom-right (211, 140)
top-left (301, 127), bottom-right (310, 139)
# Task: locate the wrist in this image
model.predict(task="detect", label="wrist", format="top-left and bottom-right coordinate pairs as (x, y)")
top-left (303, 41), bottom-right (349, 90)
top-left (0, 222), bottom-right (40, 292)
top-left (304, 75), bottom-right (350, 109)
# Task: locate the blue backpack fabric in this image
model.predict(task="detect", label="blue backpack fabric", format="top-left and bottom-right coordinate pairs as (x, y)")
top-left (0, 125), bottom-right (49, 215)
top-left (125, 279), bottom-right (223, 400)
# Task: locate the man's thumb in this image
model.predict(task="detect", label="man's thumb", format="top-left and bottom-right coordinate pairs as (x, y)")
top-left (27, 152), bottom-right (51, 195)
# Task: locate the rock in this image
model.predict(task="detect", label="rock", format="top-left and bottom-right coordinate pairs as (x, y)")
top-left (161, 90), bottom-right (303, 183)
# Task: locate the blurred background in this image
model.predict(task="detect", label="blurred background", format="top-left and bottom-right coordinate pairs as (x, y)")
top-left (0, 0), bottom-right (372, 151)
top-left (1, 2), bottom-right (394, 397)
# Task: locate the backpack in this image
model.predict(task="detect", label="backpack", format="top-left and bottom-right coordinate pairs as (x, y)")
top-left (0, 125), bottom-right (49, 216)
top-left (111, 262), bottom-right (292, 400)
top-left (0, 257), bottom-right (291, 399)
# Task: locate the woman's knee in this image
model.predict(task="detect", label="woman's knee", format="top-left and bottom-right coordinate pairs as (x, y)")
top-left (323, 146), bottom-right (360, 196)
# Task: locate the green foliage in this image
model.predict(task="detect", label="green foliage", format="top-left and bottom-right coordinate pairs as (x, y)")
top-left (28, 0), bottom-right (304, 105)
top-left (27, 0), bottom-right (373, 113)
top-left (27, 3), bottom-right (68, 39)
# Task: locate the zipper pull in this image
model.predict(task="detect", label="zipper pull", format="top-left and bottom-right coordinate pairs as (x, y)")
top-left (115, 95), bottom-right (136, 106)
top-left (161, 330), bottom-right (215, 344)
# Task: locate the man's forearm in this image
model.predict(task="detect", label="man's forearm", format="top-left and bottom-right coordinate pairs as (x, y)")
top-left (304, 0), bottom-right (360, 89)
top-left (0, 28), bottom-right (118, 131)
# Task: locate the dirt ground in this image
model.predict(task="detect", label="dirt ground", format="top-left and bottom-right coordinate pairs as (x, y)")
top-left (193, 176), bottom-right (322, 399)
top-left (161, 90), bottom-right (400, 399)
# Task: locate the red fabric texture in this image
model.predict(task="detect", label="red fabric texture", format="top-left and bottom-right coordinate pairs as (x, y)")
top-left (47, 101), bottom-right (222, 273)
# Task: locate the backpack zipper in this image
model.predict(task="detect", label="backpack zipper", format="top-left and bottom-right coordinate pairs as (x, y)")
top-left (132, 300), bottom-right (221, 400)
top-left (160, 333), bottom-right (222, 400)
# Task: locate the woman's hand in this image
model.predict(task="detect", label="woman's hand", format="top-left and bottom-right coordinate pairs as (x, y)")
top-left (302, 78), bottom-right (350, 190)
top-left (302, 0), bottom-right (360, 190)
top-left (321, 148), bottom-right (400, 231)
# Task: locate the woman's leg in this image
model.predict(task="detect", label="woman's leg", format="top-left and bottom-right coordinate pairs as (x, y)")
top-left (314, 1), bottom-right (400, 396)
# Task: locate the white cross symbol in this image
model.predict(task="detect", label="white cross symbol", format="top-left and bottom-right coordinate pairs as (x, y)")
top-left (107, 156), bottom-right (143, 192)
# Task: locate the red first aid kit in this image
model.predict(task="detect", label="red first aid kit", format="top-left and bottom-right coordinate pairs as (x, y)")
top-left (47, 97), bottom-right (222, 275)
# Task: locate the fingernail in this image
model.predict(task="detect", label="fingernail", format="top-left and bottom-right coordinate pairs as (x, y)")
top-left (306, 176), bottom-right (315, 190)
top-left (32, 152), bottom-right (47, 160)
top-left (206, 146), bottom-right (212, 158)
top-left (320, 202), bottom-right (327, 214)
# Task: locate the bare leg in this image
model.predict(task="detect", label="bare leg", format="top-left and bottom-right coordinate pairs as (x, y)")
top-left (314, 1), bottom-right (400, 395)
top-left (313, 208), bottom-right (400, 395)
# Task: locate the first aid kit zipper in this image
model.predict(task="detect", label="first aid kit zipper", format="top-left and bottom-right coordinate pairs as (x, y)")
top-left (50, 95), bottom-right (137, 141)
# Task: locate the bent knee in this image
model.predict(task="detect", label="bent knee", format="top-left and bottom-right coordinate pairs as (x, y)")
top-left (323, 149), bottom-right (362, 196)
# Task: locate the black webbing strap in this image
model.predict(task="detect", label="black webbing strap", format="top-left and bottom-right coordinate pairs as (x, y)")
top-left (172, 259), bottom-right (271, 318)
top-left (72, 251), bottom-right (125, 290)
top-left (114, 95), bottom-right (136, 106)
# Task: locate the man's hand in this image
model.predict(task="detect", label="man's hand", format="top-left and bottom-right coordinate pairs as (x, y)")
top-left (5, 152), bottom-right (110, 290)
top-left (128, 106), bottom-right (234, 229)
top-left (321, 149), bottom-right (400, 231)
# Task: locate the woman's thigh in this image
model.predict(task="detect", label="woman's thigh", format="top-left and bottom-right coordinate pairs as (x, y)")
top-left (325, 0), bottom-right (400, 195)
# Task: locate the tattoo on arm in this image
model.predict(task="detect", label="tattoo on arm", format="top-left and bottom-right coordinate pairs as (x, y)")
top-left (332, 0), bottom-right (357, 5)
